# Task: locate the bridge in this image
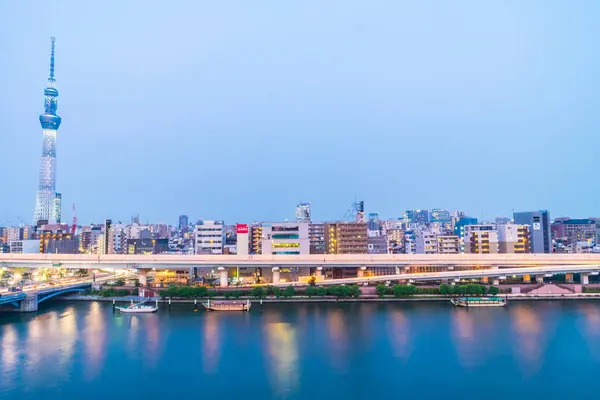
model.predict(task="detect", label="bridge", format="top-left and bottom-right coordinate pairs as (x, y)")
top-left (0, 282), bottom-right (91, 312)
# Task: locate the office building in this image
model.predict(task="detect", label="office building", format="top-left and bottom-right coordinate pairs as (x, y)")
top-left (178, 215), bottom-right (189, 233)
top-left (431, 209), bottom-right (451, 223)
top-left (513, 210), bottom-right (551, 253)
top-left (367, 229), bottom-right (388, 254)
top-left (551, 218), bottom-right (599, 246)
top-left (126, 238), bottom-right (169, 254)
top-left (309, 223), bottom-right (325, 254)
top-left (262, 222), bottom-right (309, 255)
top-left (296, 202), bottom-right (311, 222)
top-left (236, 224), bottom-right (249, 256)
top-left (194, 220), bottom-right (225, 254)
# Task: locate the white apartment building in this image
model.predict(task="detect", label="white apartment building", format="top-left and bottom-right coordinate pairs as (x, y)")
top-left (194, 221), bottom-right (225, 254)
top-left (415, 231), bottom-right (438, 254)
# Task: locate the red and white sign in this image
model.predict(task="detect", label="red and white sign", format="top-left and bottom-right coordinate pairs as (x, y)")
top-left (236, 224), bottom-right (249, 234)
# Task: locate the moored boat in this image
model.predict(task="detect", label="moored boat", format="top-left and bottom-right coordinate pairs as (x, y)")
top-left (203, 299), bottom-right (251, 312)
top-left (451, 296), bottom-right (507, 307)
top-left (116, 300), bottom-right (158, 313)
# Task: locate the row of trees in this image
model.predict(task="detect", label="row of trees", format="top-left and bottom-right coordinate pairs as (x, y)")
top-left (376, 284), bottom-right (500, 297)
top-left (158, 284), bottom-right (362, 299)
top-left (440, 284), bottom-right (499, 296)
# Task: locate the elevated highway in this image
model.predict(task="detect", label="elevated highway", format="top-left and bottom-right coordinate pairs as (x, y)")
top-left (305, 264), bottom-right (600, 286)
top-left (2, 253), bottom-right (600, 268)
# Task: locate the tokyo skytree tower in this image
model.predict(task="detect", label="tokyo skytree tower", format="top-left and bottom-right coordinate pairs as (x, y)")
top-left (34, 37), bottom-right (62, 223)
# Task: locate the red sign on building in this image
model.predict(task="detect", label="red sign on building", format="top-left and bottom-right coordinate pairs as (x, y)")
top-left (236, 224), bottom-right (249, 234)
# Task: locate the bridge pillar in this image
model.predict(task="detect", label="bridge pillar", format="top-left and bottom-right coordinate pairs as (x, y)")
top-left (581, 273), bottom-right (590, 285)
top-left (566, 273), bottom-right (574, 284)
top-left (138, 270), bottom-right (148, 286)
top-left (535, 275), bottom-right (544, 284)
top-left (272, 267), bottom-right (280, 284)
top-left (357, 267), bottom-right (366, 278)
top-left (11, 271), bottom-right (23, 285)
top-left (492, 279), bottom-right (500, 286)
top-left (218, 267), bottom-right (228, 287)
top-left (19, 294), bottom-right (38, 312)
top-left (523, 274), bottom-right (531, 283)
top-left (315, 267), bottom-right (324, 280)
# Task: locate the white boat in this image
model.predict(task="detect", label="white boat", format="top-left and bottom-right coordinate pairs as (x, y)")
top-left (451, 297), bottom-right (507, 307)
top-left (116, 300), bottom-right (158, 313)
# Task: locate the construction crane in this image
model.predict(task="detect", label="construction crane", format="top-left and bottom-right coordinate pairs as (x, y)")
top-left (71, 204), bottom-right (77, 236)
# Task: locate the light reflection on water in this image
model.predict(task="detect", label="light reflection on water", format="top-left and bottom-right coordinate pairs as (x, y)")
top-left (510, 305), bottom-right (545, 376)
top-left (202, 312), bottom-right (221, 374)
top-left (3, 301), bottom-right (600, 399)
top-left (263, 321), bottom-right (299, 398)
top-left (387, 309), bottom-right (411, 360)
top-left (326, 309), bottom-right (349, 373)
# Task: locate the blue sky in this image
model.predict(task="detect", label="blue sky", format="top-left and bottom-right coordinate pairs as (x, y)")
top-left (1, 1), bottom-right (599, 225)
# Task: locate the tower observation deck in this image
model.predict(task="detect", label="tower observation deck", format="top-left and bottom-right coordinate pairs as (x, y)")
top-left (34, 37), bottom-right (62, 223)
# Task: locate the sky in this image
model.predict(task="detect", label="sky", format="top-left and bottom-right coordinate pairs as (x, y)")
top-left (1, 1), bottom-right (599, 226)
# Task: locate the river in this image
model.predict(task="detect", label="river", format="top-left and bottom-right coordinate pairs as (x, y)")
top-left (1, 300), bottom-right (600, 399)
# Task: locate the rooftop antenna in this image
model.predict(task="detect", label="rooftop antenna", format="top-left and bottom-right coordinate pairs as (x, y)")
top-left (48, 37), bottom-right (56, 85)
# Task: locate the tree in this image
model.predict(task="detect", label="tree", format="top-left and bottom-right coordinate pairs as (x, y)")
top-left (308, 276), bottom-right (317, 286)
top-left (488, 286), bottom-right (500, 296)
top-left (115, 278), bottom-right (125, 286)
top-left (349, 285), bottom-right (362, 298)
top-left (283, 286), bottom-right (295, 298)
top-left (317, 286), bottom-right (327, 297)
top-left (306, 286), bottom-right (318, 297)
top-left (251, 286), bottom-right (265, 299)
top-left (439, 284), bottom-right (452, 295)
top-left (376, 284), bottom-right (388, 297)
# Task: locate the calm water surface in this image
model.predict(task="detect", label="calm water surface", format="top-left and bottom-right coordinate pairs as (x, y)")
top-left (2, 300), bottom-right (600, 399)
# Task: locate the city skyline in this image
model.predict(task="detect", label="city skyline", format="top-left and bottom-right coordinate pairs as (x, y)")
top-left (2, 1), bottom-right (600, 224)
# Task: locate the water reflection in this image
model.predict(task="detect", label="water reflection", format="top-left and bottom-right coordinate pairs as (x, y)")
top-left (387, 309), bottom-right (411, 360)
top-left (143, 315), bottom-right (162, 367)
top-left (510, 305), bottom-right (545, 375)
top-left (326, 309), bottom-right (348, 373)
top-left (0, 324), bottom-right (19, 381)
top-left (83, 302), bottom-right (106, 380)
top-left (450, 309), bottom-right (481, 368)
top-left (202, 313), bottom-right (221, 374)
top-left (263, 321), bottom-right (299, 397)
top-left (577, 303), bottom-right (600, 361)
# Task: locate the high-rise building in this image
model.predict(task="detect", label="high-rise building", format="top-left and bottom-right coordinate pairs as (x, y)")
top-left (53, 193), bottom-right (62, 223)
top-left (295, 202), bottom-right (311, 222)
top-left (431, 209), bottom-right (451, 223)
top-left (513, 210), bottom-right (551, 253)
top-left (34, 38), bottom-right (62, 224)
top-left (367, 213), bottom-right (382, 231)
top-left (324, 222), bottom-right (368, 254)
top-left (178, 215), bottom-right (189, 233)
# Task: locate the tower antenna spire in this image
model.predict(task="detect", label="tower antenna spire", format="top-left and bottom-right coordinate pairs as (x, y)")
top-left (49, 37), bottom-right (56, 82)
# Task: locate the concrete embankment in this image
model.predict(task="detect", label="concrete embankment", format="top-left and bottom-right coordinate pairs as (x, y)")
top-left (58, 293), bottom-right (600, 304)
